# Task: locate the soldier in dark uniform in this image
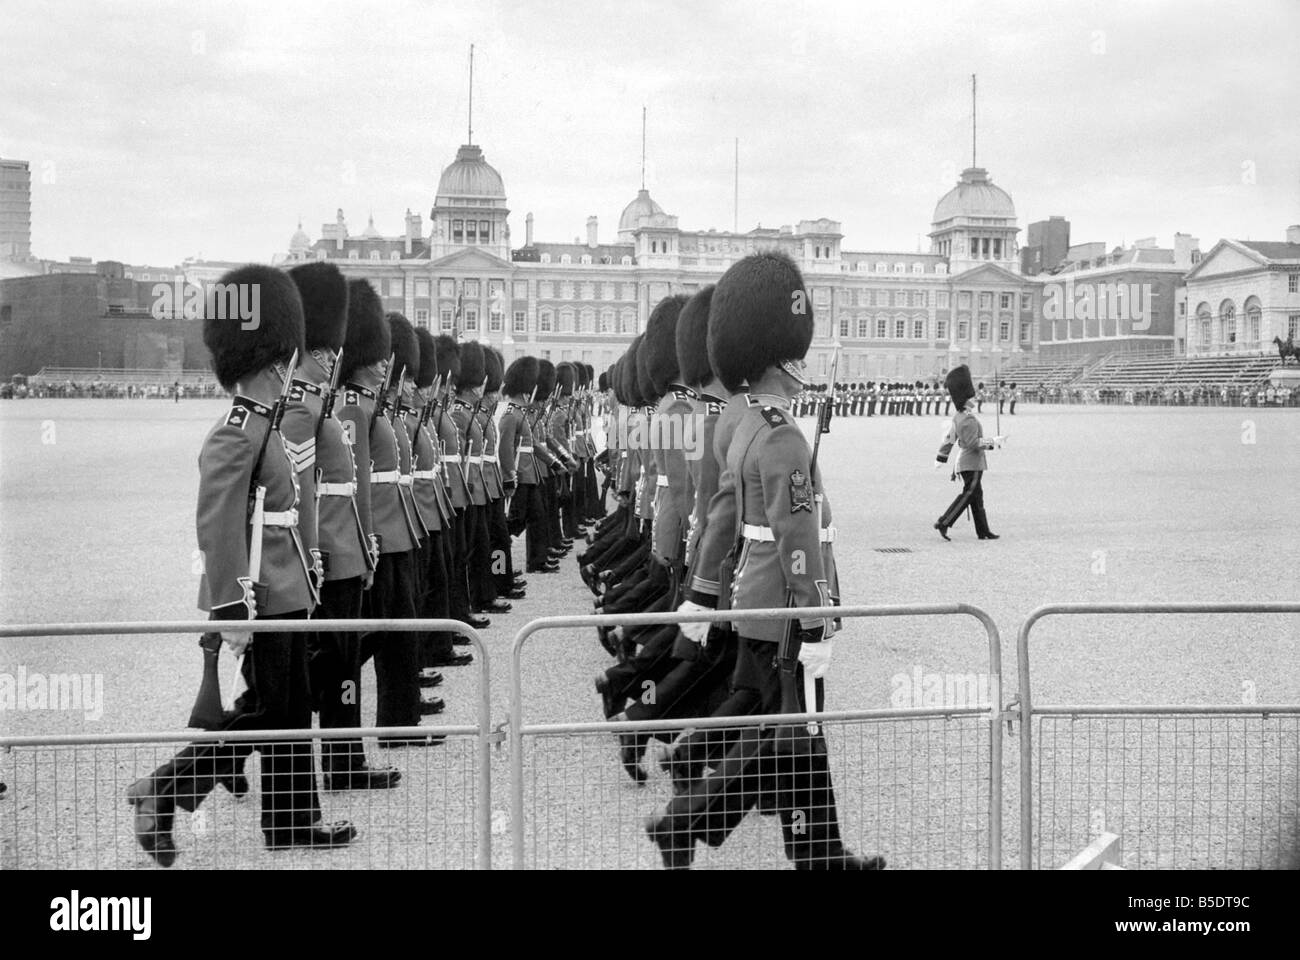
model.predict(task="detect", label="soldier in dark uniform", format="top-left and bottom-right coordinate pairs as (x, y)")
top-left (646, 251), bottom-right (884, 870)
top-left (481, 346), bottom-right (526, 601)
top-left (934, 364), bottom-right (1000, 542)
top-left (283, 262), bottom-right (398, 789)
top-left (127, 265), bottom-right (356, 866)
top-left (500, 355), bottom-right (554, 574)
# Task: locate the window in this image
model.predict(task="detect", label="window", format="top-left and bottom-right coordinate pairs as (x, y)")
top-left (389, 279), bottom-right (403, 297)
top-left (937, 291), bottom-right (950, 309)
top-left (466, 221), bottom-right (477, 244)
top-left (489, 310), bottom-right (503, 333)
top-left (619, 309), bottom-right (636, 333)
top-left (464, 308), bottom-right (478, 332)
top-left (894, 319), bottom-right (906, 339)
top-left (539, 281), bottom-right (554, 299)
top-left (415, 280), bottom-right (430, 298)
top-left (958, 319), bottom-right (969, 339)
top-left (936, 320), bottom-right (948, 340)
top-left (440, 279), bottom-right (456, 298)
top-left (893, 291), bottom-right (906, 307)
top-left (1020, 293), bottom-right (1031, 311)
top-left (876, 262), bottom-right (887, 273)
top-left (348, 250), bottom-right (359, 260)
top-left (540, 253), bottom-right (551, 263)
top-left (513, 280), bottom-right (528, 300)
top-left (913, 291), bottom-right (928, 307)
top-left (958, 291), bottom-right (971, 309)
top-left (489, 279), bottom-right (504, 302)
top-left (1220, 302), bottom-right (1236, 342)
top-left (580, 255), bottom-right (592, 265)
top-left (464, 279), bottom-right (480, 298)
top-left (559, 308), bottom-right (575, 333)
top-left (599, 310), bottom-right (614, 333)
top-left (893, 262), bottom-right (905, 273)
top-left (838, 317), bottom-right (850, 338)
top-left (1178, 301), bottom-right (1186, 316)
top-left (440, 309), bottom-right (454, 331)
top-left (857, 288), bottom-right (870, 306)
top-left (912, 263), bottom-right (924, 274)
top-left (452, 220), bottom-right (463, 243)
top-left (1289, 314), bottom-right (1300, 339)
top-left (1000, 293), bottom-right (1012, 310)
top-left (621, 256), bottom-right (633, 266)
top-left (390, 251), bottom-right (400, 261)
top-left (541, 350), bottom-right (551, 361)
top-left (581, 282), bottom-right (595, 300)
top-left (814, 288), bottom-right (830, 307)
top-left (368, 251), bottom-right (380, 261)
top-left (979, 292), bottom-right (993, 309)
top-left (579, 309), bottom-right (595, 334)
top-left (876, 318), bottom-right (887, 338)
top-left (913, 319), bottom-right (925, 339)
top-left (999, 320), bottom-right (1010, 341)
top-left (857, 317), bottom-right (869, 339)
top-left (1290, 274), bottom-right (1299, 294)
top-left (979, 319), bottom-right (990, 340)
top-left (561, 282), bottom-right (575, 300)
top-left (539, 309), bottom-right (554, 332)
top-left (479, 220), bottom-right (490, 242)
top-left (316, 248), bottom-right (326, 260)
top-left (415, 309), bottom-right (429, 326)
top-left (513, 310), bottom-right (527, 333)
top-left (1020, 321), bottom-right (1032, 342)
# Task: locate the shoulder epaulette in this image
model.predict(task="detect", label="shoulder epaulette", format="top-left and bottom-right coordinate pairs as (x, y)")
top-left (343, 382), bottom-right (376, 400)
top-left (226, 395), bottom-right (271, 429)
top-left (669, 383), bottom-right (697, 401)
top-left (760, 405), bottom-right (789, 429)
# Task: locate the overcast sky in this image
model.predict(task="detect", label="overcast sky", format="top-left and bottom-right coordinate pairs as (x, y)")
top-left (3, 0), bottom-right (1297, 266)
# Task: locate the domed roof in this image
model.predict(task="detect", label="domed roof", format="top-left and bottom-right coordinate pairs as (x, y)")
top-left (437, 144), bottom-right (506, 199)
top-left (361, 214), bottom-right (382, 239)
top-left (619, 188), bottom-right (665, 232)
top-left (289, 221), bottom-right (311, 252)
top-left (933, 167), bottom-right (1015, 224)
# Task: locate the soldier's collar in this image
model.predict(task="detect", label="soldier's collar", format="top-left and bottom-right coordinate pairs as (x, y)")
top-left (747, 392), bottom-right (791, 409)
top-left (344, 382), bottom-right (376, 400)
top-left (290, 377), bottom-right (323, 396)
top-left (668, 383), bottom-right (697, 400)
top-left (231, 395), bottom-right (272, 418)
top-left (697, 390), bottom-right (726, 405)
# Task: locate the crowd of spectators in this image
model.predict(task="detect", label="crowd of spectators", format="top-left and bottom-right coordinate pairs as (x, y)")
top-left (1, 379), bottom-right (222, 400)
top-left (1024, 383), bottom-right (1297, 407)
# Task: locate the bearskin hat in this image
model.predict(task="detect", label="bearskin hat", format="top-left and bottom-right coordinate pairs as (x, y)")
top-left (598, 370), bottom-right (609, 392)
top-left (387, 313), bottom-right (418, 385)
top-left (708, 251), bottom-right (812, 393)
top-left (433, 334), bottom-right (460, 384)
top-left (644, 293), bottom-right (689, 393)
top-left (581, 362), bottom-right (594, 387)
top-left (536, 358), bottom-right (557, 400)
top-left (458, 341), bottom-right (486, 390)
top-left (635, 333), bottom-right (658, 404)
top-left (945, 365), bottom-right (976, 410)
top-left (483, 346), bottom-right (504, 394)
top-left (339, 279), bottom-right (389, 383)
top-left (203, 264), bottom-right (305, 391)
top-left (414, 327), bottom-right (438, 389)
top-left (1009, 381), bottom-right (1017, 389)
top-left (574, 361), bottom-right (589, 390)
top-left (504, 355), bottom-right (539, 398)
top-left (286, 261), bottom-right (348, 352)
top-left (622, 337), bottom-right (642, 405)
top-left (556, 361), bottom-right (576, 397)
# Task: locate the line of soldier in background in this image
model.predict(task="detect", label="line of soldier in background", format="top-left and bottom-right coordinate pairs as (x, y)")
top-left (578, 252), bottom-right (885, 870)
top-left (793, 380), bottom-right (953, 418)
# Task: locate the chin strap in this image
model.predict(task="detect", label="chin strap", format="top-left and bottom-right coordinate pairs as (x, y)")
top-left (778, 358), bottom-right (812, 388)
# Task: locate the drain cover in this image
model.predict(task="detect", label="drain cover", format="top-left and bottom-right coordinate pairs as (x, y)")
top-left (873, 547), bottom-right (914, 554)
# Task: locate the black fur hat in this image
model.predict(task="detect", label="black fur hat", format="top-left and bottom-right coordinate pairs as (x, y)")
top-left (504, 355), bottom-right (539, 398)
top-left (340, 279), bottom-right (389, 382)
top-left (536, 358), bottom-right (557, 399)
top-left (623, 337), bottom-right (643, 406)
top-left (433, 334), bottom-right (460, 383)
top-left (574, 361), bottom-right (589, 389)
top-left (387, 313), bottom-right (418, 383)
top-left (645, 293), bottom-right (689, 393)
top-left (415, 327), bottom-right (438, 389)
top-left (945, 365), bottom-right (976, 409)
top-left (484, 346), bottom-right (504, 393)
top-left (581, 362), bottom-right (594, 387)
top-left (635, 333), bottom-right (658, 404)
top-left (556, 361), bottom-right (576, 396)
top-left (1009, 381), bottom-right (1017, 389)
top-left (610, 359), bottom-right (625, 404)
top-left (287, 261), bottom-right (348, 352)
top-left (203, 264), bottom-right (305, 391)
top-left (458, 341), bottom-right (486, 390)
top-left (598, 370), bottom-right (609, 392)
top-left (708, 250), bottom-right (812, 393)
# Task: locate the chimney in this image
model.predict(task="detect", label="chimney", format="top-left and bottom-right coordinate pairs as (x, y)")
top-left (525, 212), bottom-right (534, 247)
top-left (335, 208), bottom-right (347, 251)
top-left (1173, 232), bottom-right (1200, 270)
top-left (404, 208), bottom-right (422, 255)
top-left (1287, 224), bottom-right (1300, 244)
top-left (587, 216), bottom-right (599, 249)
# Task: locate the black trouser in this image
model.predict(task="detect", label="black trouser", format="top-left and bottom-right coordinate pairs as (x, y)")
top-left (466, 503), bottom-right (496, 609)
top-left (361, 550), bottom-right (420, 730)
top-left (544, 475), bottom-right (564, 545)
top-left (629, 626), bottom-right (740, 735)
top-left (447, 509), bottom-right (473, 619)
top-left (585, 461), bottom-right (602, 518)
top-left (656, 636), bottom-right (847, 868)
top-left (311, 577), bottom-right (366, 774)
top-left (1010, 399), bottom-right (1016, 415)
top-left (420, 531), bottom-right (455, 662)
top-left (145, 614), bottom-right (320, 838)
top-left (938, 470), bottom-right (991, 537)
top-left (509, 482), bottom-right (551, 569)
top-left (560, 472), bottom-right (580, 539)
top-left (487, 496), bottom-right (514, 593)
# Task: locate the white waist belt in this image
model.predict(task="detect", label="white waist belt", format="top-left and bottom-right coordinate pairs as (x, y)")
top-left (316, 481), bottom-right (357, 497)
top-left (467, 455), bottom-right (482, 465)
top-left (261, 508), bottom-right (299, 528)
top-left (742, 523), bottom-right (835, 543)
top-left (517, 445), bottom-right (533, 454)
top-left (483, 454), bottom-right (499, 464)
top-left (371, 470), bottom-right (400, 484)
top-left (413, 469), bottom-right (438, 481)
top-left (398, 475), bottom-right (413, 487)
top-left (656, 475), bottom-right (670, 487)
top-left (440, 455), bottom-right (461, 464)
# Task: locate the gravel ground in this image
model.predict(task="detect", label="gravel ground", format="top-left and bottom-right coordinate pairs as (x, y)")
top-left (1, 399), bottom-right (1297, 869)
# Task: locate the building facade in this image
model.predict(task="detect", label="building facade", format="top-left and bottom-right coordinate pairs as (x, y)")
top-left (0, 158), bottom-right (34, 263)
top-left (1180, 227), bottom-right (1300, 358)
top-left (276, 143), bottom-right (1044, 383)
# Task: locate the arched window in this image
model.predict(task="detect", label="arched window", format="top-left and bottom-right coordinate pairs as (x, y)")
top-left (619, 308), bottom-right (636, 334)
top-left (599, 309), bottom-right (614, 334)
top-left (1196, 303), bottom-right (1212, 347)
top-left (579, 308), bottom-right (595, 333)
top-left (1244, 297), bottom-right (1262, 346)
top-left (559, 308), bottom-right (575, 333)
top-left (857, 317), bottom-right (869, 339)
top-left (1219, 299), bottom-right (1236, 344)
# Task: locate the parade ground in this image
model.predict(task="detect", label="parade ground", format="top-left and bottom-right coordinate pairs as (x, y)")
top-left (2, 400), bottom-right (1297, 869)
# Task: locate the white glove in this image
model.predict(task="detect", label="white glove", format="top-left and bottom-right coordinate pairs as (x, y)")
top-left (677, 601), bottom-right (711, 644)
top-left (798, 639), bottom-right (834, 679)
top-left (993, 435), bottom-right (1006, 448)
top-left (223, 630), bottom-right (253, 656)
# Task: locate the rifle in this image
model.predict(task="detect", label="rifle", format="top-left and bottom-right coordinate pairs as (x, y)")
top-left (315, 347), bottom-right (344, 437)
top-left (369, 353), bottom-right (395, 434)
top-left (189, 348), bottom-right (297, 730)
top-left (388, 369), bottom-right (407, 426)
top-left (776, 344), bottom-right (838, 741)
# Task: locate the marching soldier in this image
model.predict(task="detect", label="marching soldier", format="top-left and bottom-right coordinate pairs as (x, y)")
top-left (481, 346), bottom-right (526, 601)
top-left (283, 262), bottom-right (397, 789)
top-left (646, 251), bottom-right (884, 870)
top-left (127, 264), bottom-right (356, 866)
top-left (934, 364), bottom-right (1001, 542)
top-left (500, 355), bottom-right (554, 574)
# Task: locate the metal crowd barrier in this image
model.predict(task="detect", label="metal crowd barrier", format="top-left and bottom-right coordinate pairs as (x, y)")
top-left (0, 618), bottom-right (491, 870)
top-left (1016, 602), bottom-right (1300, 870)
top-left (508, 603), bottom-right (1003, 870)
